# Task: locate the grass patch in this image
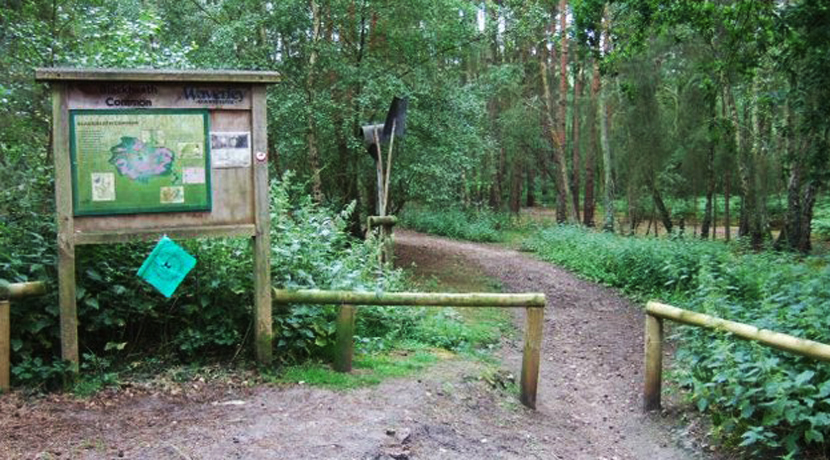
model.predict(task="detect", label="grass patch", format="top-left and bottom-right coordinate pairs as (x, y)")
top-left (274, 349), bottom-right (439, 389)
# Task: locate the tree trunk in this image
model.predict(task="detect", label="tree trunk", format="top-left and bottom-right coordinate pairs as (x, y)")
top-left (651, 179), bottom-right (673, 234)
top-left (486, 0), bottom-right (502, 211)
top-left (700, 92), bottom-right (717, 239)
top-left (526, 166), bottom-right (536, 207)
top-left (725, 168), bottom-right (731, 242)
top-left (509, 161), bottom-right (523, 214)
top-left (306, 0), bottom-right (324, 203)
top-left (777, 104), bottom-right (819, 253)
top-left (729, 81), bottom-right (766, 248)
top-left (571, 62), bottom-right (583, 220)
top-left (489, 147), bottom-right (506, 210)
top-left (558, 0), bottom-right (578, 223)
top-left (583, 58), bottom-right (599, 227)
top-left (600, 6), bottom-right (614, 232)
top-left (540, 48), bottom-right (570, 223)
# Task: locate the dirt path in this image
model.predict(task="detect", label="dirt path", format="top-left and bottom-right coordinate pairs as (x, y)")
top-left (0, 231), bottom-right (707, 459)
top-left (396, 230), bottom-right (708, 460)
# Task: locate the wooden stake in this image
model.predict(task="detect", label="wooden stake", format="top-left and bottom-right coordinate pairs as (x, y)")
top-left (0, 300), bottom-right (9, 392)
top-left (644, 313), bottom-right (663, 411)
top-left (383, 121), bottom-right (396, 215)
top-left (334, 304), bottom-right (356, 372)
top-left (520, 306), bottom-right (545, 409)
top-left (372, 128), bottom-right (384, 217)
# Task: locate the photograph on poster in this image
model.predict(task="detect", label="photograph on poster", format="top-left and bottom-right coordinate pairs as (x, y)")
top-left (211, 131), bottom-right (251, 168)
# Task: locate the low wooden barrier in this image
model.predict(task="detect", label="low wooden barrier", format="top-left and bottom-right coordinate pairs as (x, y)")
top-left (273, 288), bottom-right (546, 409)
top-left (643, 301), bottom-right (830, 411)
top-left (0, 280), bottom-right (48, 391)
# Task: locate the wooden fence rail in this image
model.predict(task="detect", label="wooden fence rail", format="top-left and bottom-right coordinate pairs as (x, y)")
top-left (0, 280), bottom-right (48, 392)
top-left (643, 301), bottom-right (830, 411)
top-left (273, 288), bottom-right (546, 409)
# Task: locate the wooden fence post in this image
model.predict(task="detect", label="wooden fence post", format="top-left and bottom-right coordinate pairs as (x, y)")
top-left (334, 304), bottom-right (356, 372)
top-left (644, 313), bottom-right (663, 411)
top-left (520, 306), bottom-right (545, 409)
top-left (0, 300), bottom-right (9, 392)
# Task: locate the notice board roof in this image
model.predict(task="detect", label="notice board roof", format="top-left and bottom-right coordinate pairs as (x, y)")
top-left (35, 68), bottom-right (281, 84)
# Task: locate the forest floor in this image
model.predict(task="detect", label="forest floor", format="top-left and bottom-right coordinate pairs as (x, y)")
top-left (1, 230), bottom-right (715, 459)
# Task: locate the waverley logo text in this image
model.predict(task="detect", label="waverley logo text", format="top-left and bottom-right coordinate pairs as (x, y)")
top-left (183, 87), bottom-right (245, 105)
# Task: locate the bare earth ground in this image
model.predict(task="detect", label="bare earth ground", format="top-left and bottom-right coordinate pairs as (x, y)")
top-left (1, 231), bottom-right (711, 460)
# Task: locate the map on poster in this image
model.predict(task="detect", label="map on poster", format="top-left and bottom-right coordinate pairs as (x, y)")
top-left (70, 109), bottom-right (211, 216)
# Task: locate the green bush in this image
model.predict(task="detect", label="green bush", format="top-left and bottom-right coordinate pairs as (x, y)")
top-left (524, 226), bottom-right (830, 456)
top-left (3, 165), bottom-right (502, 388)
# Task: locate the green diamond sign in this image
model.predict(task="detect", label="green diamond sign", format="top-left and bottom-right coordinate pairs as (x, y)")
top-left (137, 236), bottom-right (197, 298)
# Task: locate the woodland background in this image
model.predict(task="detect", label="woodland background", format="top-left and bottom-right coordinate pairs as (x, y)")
top-left (4, 0), bottom-right (830, 250)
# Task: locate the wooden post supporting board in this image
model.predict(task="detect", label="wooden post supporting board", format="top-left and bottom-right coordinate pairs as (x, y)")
top-left (251, 85), bottom-right (273, 365)
top-left (643, 313), bottom-right (663, 411)
top-left (334, 304), bottom-right (356, 372)
top-left (0, 300), bottom-right (9, 391)
top-left (52, 83), bottom-right (79, 371)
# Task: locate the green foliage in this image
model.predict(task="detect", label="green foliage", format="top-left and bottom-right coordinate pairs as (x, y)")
top-left (9, 357), bottom-right (71, 392)
top-left (525, 225), bottom-right (830, 456)
top-left (811, 198), bottom-right (830, 241)
top-left (400, 206), bottom-right (518, 242)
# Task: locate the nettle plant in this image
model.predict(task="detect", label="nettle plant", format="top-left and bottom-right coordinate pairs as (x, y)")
top-left (526, 226), bottom-right (830, 456)
top-left (269, 172), bottom-right (405, 362)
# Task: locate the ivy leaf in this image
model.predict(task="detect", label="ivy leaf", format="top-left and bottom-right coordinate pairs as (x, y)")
top-left (104, 341), bottom-right (127, 351)
top-left (795, 370), bottom-right (815, 386)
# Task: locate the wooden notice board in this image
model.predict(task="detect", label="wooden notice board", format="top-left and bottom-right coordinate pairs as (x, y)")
top-left (35, 68), bottom-right (281, 368)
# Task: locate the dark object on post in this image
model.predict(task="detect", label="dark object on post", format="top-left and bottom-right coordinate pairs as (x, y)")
top-left (361, 124), bottom-right (386, 161)
top-left (382, 97), bottom-right (408, 139)
top-left (359, 97), bottom-right (409, 156)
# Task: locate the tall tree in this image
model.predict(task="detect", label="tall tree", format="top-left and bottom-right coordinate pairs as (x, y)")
top-left (571, 63), bottom-right (583, 219)
top-left (558, 0), bottom-right (578, 222)
top-left (306, 0), bottom-right (324, 203)
top-left (599, 4), bottom-right (615, 232)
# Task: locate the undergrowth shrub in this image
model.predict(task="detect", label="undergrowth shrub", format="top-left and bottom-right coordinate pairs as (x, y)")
top-left (524, 225), bottom-right (830, 456)
top-left (811, 199), bottom-right (830, 241)
top-left (400, 206), bottom-right (514, 242)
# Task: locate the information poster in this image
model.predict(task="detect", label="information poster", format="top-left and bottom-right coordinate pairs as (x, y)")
top-left (70, 109), bottom-right (211, 216)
